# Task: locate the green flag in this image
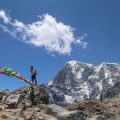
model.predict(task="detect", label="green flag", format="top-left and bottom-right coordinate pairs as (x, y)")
top-left (4, 68), bottom-right (13, 73)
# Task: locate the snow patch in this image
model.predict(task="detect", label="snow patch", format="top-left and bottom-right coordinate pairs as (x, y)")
top-left (76, 70), bottom-right (84, 79)
top-left (80, 82), bottom-right (89, 95)
top-left (66, 60), bottom-right (79, 67)
top-left (48, 80), bottom-right (53, 86)
top-left (64, 95), bottom-right (74, 104)
top-left (97, 81), bottom-right (102, 91)
top-left (104, 72), bottom-right (110, 78)
top-left (108, 78), bottom-right (114, 86)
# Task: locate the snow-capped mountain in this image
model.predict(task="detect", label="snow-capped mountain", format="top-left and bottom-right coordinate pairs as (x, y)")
top-left (47, 60), bottom-right (120, 105)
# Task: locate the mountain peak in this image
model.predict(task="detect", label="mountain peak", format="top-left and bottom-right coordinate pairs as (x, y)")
top-left (66, 60), bottom-right (80, 66)
top-left (66, 60), bottom-right (93, 68)
top-left (48, 60), bottom-right (120, 105)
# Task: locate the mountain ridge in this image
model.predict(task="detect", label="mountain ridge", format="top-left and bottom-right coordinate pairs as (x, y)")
top-left (47, 60), bottom-right (120, 105)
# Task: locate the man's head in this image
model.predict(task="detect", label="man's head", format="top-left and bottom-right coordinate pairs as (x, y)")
top-left (30, 66), bottom-right (33, 69)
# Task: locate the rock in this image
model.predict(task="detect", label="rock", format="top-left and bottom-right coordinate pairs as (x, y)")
top-left (0, 104), bottom-right (8, 111)
top-left (33, 85), bottom-right (49, 105)
top-left (47, 104), bottom-right (85, 120)
top-left (25, 115), bottom-right (32, 120)
top-left (89, 112), bottom-right (117, 120)
top-left (5, 94), bottom-right (20, 108)
top-left (0, 107), bottom-right (2, 111)
top-left (47, 104), bottom-right (67, 115)
top-left (1, 114), bottom-right (9, 119)
top-left (4, 85), bottom-right (49, 109)
top-left (44, 107), bottom-right (57, 116)
top-left (0, 89), bottom-right (10, 96)
top-left (0, 92), bottom-right (3, 102)
top-left (57, 110), bottom-right (85, 120)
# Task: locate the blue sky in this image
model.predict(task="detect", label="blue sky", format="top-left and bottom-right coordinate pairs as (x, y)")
top-left (0, 0), bottom-right (120, 90)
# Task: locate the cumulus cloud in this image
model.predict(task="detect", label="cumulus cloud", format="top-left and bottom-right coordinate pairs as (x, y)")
top-left (0, 10), bottom-right (88, 55)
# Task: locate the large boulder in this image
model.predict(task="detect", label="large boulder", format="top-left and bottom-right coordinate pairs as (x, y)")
top-left (5, 85), bottom-right (49, 109)
top-left (33, 85), bottom-right (49, 104)
top-left (47, 104), bottom-right (85, 120)
top-left (57, 110), bottom-right (85, 120)
top-left (5, 94), bottom-right (21, 108)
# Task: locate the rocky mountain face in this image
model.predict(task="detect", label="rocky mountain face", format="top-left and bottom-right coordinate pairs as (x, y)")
top-left (47, 60), bottom-right (120, 105)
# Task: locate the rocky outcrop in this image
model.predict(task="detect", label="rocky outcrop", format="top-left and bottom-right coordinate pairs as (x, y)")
top-left (66, 97), bottom-right (120, 120)
top-left (5, 85), bottom-right (49, 109)
top-left (47, 104), bottom-right (84, 120)
top-left (0, 103), bottom-right (85, 120)
top-left (0, 85), bottom-right (86, 120)
top-left (57, 110), bottom-right (84, 120)
top-left (1, 83), bottom-right (120, 120)
top-left (1, 97), bottom-right (120, 120)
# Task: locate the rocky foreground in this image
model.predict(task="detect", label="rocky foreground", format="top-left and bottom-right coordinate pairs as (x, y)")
top-left (0, 85), bottom-right (84, 120)
top-left (0, 85), bottom-right (120, 120)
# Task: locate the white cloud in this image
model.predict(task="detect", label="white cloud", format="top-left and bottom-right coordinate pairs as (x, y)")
top-left (74, 33), bottom-right (88, 49)
top-left (0, 10), bottom-right (88, 55)
top-left (0, 10), bottom-right (10, 24)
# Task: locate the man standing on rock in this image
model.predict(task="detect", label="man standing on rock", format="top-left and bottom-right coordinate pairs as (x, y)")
top-left (30, 66), bottom-right (37, 85)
